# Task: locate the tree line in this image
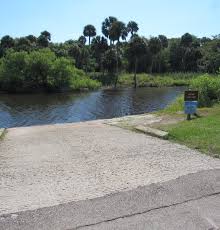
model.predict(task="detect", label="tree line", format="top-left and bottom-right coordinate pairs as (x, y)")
top-left (0, 16), bottom-right (220, 90)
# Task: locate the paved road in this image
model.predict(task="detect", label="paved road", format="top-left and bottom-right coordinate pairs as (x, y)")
top-left (0, 120), bottom-right (220, 229)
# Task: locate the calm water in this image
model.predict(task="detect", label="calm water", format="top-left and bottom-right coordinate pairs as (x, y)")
top-left (0, 87), bottom-right (185, 128)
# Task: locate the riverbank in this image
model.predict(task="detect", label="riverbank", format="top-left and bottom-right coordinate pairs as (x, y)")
top-left (118, 73), bottom-right (193, 87)
top-left (107, 101), bottom-right (220, 158)
top-left (90, 72), bottom-right (216, 88)
top-left (159, 104), bottom-right (220, 158)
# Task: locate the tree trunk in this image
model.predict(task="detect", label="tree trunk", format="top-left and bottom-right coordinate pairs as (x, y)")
top-left (114, 44), bottom-right (119, 88)
top-left (150, 57), bottom-right (154, 74)
top-left (89, 36), bottom-right (91, 45)
top-left (134, 57), bottom-right (138, 88)
top-left (158, 52), bottom-right (161, 73)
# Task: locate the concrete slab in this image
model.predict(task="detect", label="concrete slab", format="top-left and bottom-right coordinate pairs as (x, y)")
top-left (135, 125), bottom-right (169, 139)
top-left (0, 169), bottom-right (219, 230)
top-left (81, 193), bottom-right (220, 230)
top-left (0, 120), bottom-right (220, 229)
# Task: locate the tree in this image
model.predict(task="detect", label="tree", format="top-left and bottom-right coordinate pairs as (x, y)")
top-left (169, 38), bottom-right (183, 71)
top-left (26, 35), bottom-right (37, 44)
top-left (0, 35), bottom-right (15, 57)
top-left (158, 35), bottom-right (168, 49)
top-left (158, 35), bottom-right (168, 72)
top-left (27, 49), bottom-right (56, 87)
top-left (181, 33), bottom-right (193, 47)
top-left (91, 36), bottom-right (108, 72)
top-left (68, 43), bottom-right (82, 68)
top-left (148, 37), bottom-right (162, 72)
top-left (109, 21), bottom-right (127, 43)
top-left (83, 25), bottom-right (96, 45)
top-left (200, 39), bottom-right (220, 73)
top-left (102, 48), bottom-right (118, 76)
top-left (102, 16), bottom-right (117, 43)
top-left (0, 35), bottom-right (15, 48)
top-left (78, 36), bottom-right (86, 46)
top-left (41, 31), bottom-right (51, 41)
top-left (126, 36), bottom-right (147, 87)
top-left (127, 21), bottom-right (139, 37)
top-left (179, 33), bottom-right (202, 71)
top-left (37, 31), bottom-right (51, 47)
top-left (15, 37), bottom-right (31, 51)
top-left (108, 21), bottom-right (127, 87)
top-left (0, 50), bottom-right (28, 92)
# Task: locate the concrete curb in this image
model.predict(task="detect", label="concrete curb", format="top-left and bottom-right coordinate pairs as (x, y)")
top-left (0, 169), bottom-right (219, 230)
top-left (135, 125), bottom-right (169, 139)
top-left (0, 128), bottom-right (6, 139)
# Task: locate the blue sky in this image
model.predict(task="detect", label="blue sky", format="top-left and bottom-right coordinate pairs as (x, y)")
top-left (0, 0), bottom-right (219, 42)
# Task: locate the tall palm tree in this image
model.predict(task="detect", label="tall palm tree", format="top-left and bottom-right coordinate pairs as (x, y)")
top-left (127, 21), bottom-right (139, 37)
top-left (83, 25), bottom-right (96, 45)
top-left (102, 16), bottom-right (117, 44)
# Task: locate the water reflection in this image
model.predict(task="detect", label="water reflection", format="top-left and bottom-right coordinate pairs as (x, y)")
top-left (0, 87), bottom-right (185, 128)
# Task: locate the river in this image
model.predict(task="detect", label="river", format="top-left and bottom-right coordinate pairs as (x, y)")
top-left (0, 87), bottom-right (185, 128)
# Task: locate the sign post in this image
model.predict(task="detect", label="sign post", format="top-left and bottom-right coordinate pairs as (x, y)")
top-left (184, 91), bottom-right (199, 120)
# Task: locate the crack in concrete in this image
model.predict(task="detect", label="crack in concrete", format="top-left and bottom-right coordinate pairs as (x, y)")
top-left (73, 191), bottom-right (220, 230)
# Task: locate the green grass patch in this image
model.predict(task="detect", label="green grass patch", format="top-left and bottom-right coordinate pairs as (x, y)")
top-left (161, 104), bottom-right (220, 158)
top-left (158, 96), bottom-right (184, 114)
top-left (118, 73), bottom-right (198, 87)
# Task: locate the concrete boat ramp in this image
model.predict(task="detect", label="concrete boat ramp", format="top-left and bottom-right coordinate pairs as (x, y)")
top-left (0, 117), bottom-right (220, 229)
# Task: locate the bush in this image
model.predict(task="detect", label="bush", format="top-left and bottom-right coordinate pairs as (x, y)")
top-left (0, 49), bottom-right (100, 92)
top-left (0, 50), bottom-right (29, 92)
top-left (190, 75), bottom-right (220, 107)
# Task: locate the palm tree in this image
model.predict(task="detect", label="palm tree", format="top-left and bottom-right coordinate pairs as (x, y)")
top-left (78, 35), bottom-right (87, 46)
top-left (109, 21), bottom-right (127, 43)
top-left (41, 30), bottom-right (51, 39)
top-left (37, 31), bottom-right (51, 47)
top-left (83, 25), bottom-right (96, 45)
top-left (127, 21), bottom-right (139, 37)
top-left (148, 37), bottom-right (162, 73)
top-left (127, 36), bottom-right (147, 88)
top-left (102, 16), bottom-right (117, 44)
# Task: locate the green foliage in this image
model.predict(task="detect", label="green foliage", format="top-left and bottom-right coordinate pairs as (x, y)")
top-left (0, 18), bottom-right (220, 90)
top-left (164, 104), bottom-right (220, 157)
top-left (118, 73), bottom-right (191, 87)
top-left (37, 31), bottom-right (51, 47)
top-left (190, 75), bottom-right (220, 107)
top-left (161, 96), bottom-right (184, 114)
top-left (102, 48), bottom-right (118, 74)
top-left (109, 21), bottom-right (127, 42)
top-left (83, 25), bottom-right (96, 45)
top-left (102, 16), bottom-right (117, 42)
top-left (0, 50), bottom-right (28, 92)
top-left (0, 49), bottom-right (100, 93)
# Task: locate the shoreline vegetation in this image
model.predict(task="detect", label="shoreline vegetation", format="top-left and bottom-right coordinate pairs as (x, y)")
top-left (0, 71), bottom-right (218, 94)
top-left (0, 16), bottom-right (220, 93)
top-left (155, 76), bottom-right (220, 157)
top-left (158, 102), bottom-right (220, 158)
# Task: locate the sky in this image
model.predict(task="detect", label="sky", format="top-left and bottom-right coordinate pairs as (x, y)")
top-left (0, 0), bottom-right (219, 42)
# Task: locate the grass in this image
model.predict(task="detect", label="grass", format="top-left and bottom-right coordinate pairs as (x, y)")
top-left (159, 103), bottom-right (220, 158)
top-left (0, 128), bottom-right (6, 140)
top-left (70, 77), bottom-right (101, 91)
top-left (118, 73), bottom-right (200, 87)
top-left (158, 96), bottom-right (184, 114)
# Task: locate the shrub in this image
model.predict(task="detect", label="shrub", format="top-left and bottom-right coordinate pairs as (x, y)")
top-left (0, 50), bottom-right (29, 92)
top-left (190, 75), bottom-right (220, 107)
top-left (0, 49), bottom-right (101, 92)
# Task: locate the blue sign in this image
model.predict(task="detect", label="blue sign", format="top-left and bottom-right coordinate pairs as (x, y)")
top-left (184, 101), bottom-right (198, 114)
